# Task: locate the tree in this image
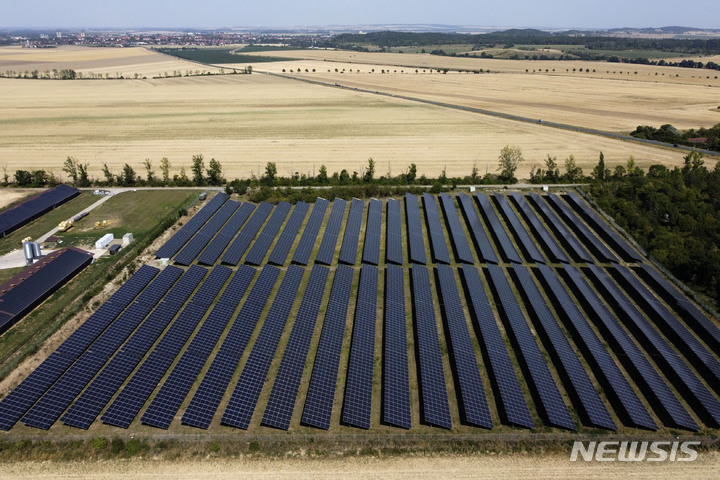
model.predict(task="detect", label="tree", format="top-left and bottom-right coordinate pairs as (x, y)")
top-left (498, 145), bottom-right (524, 183)
top-left (121, 163), bottom-right (136, 186)
top-left (1, 165), bottom-right (8, 186)
top-left (206, 158), bottom-right (223, 186)
top-left (592, 151), bottom-right (609, 181)
top-left (160, 157), bottom-right (170, 184)
top-left (317, 164), bottom-right (328, 184)
top-left (31, 170), bottom-right (49, 187)
top-left (470, 161), bottom-right (479, 182)
top-left (144, 158), bottom-right (155, 184)
top-left (544, 154), bottom-right (560, 182)
top-left (363, 157), bottom-right (375, 182)
top-left (564, 155), bottom-right (583, 182)
top-left (77, 162), bottom-right (90, 187)
top-left (62, 157), bottom-right (79, 185)
top-left (14, 170), bottom-right (32, 186)
top-left (191, 154), bottom-right (205, 185)
top-left (263, 162), bottom-right (277, 185)
top-left (102, 163), bottom-right (114, 185)
top-left (407, 163), bottom-right (417, 183)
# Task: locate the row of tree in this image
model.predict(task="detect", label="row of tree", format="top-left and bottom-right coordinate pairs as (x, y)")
top-left (631, 123), bottom-right (720, 153)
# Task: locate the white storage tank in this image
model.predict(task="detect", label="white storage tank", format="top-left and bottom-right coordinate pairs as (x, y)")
top-left (32, 241), bottom-right (42, 258)
top-left (122, 233), bottom-right (133, 245)
top-left (23, 242), bottom-right (34, 265)
top-left (95, 233), bottom-right (114, 250)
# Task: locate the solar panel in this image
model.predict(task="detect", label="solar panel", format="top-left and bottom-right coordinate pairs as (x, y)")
top-left (509, 193), bottom-right (570, 264)
top-left (222, 265), bottom-right (305, 429)
top-left (457, 193), bottom-right (498, 264)
top-left (410, 266), bottom-right (452, 429)
top-left (405, 194), bottom-right (427, 265)
top-left (197, 203), bottom-right (256, 266)
top-left (485, 264), bottom-right (575, 430)
top-left (386, 198), bottom-right (404, 265)
top-left (341, 265), bottom-right (378, 429)
top-left (0, 184), bottom-right (79, 238)
top-left (221, 202), bottom-right (274, 265)
top-left (474, 193), bottom-right (522, 264)
top-left (511, 265), bottom-right (616, 430)
top-left (492, 194), bottom-right (545, 263)
top-left (173, 201), bottom-right (241, 265)
top-left (301, 265), bottom-right (354, 430)
top-left (438, 194), bottom-right (475, 264)
top-left (315, 199), bottom-right (347, 265)
top-left (362, 198), bottom-right (382, 265)
top-left (459, 265), bottom-right (534, 429)
top-left (435, 264), bottom-right (493, 428)
top-left (244, 202), bottom-right (292, 266)
top-left (267, 202), bottom-right (310, 266)
top-left (261, 265), bottom-right (329, 430)
top-left (292, 198), bottom-right (329, 265)
top-left (338, 198), bottom-right (365, 265)
top-left (382, 264), bottom-right (411, 429)
top-left (527, 193), bottom-right (594, 263)
top-left (422, 193), bottom-right (451, 264)
top-left (562, 265), bottom-right (698, 431)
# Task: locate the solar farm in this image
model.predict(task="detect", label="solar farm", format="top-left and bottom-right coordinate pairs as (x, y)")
top-left (1, 189), bottom-right (719, 437)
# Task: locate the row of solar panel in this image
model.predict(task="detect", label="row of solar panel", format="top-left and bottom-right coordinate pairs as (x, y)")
top-left (0, 184), bottom-right (80, 238)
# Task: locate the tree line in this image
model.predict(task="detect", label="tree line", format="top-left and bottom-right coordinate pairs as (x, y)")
top-left (631, 123), bottom-right (720, 152)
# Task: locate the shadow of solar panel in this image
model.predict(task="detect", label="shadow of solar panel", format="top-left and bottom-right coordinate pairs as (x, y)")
top-left (485, 264), bottom-right (575, 430)
top-left (410, 266), bottom-right (452, 429)
top-left (222, 265), bottom-right (305, 429)
top-left (509, 193), bottom-right (569, 264)
top-left (173, 201), bottom-right (240, 266)
top-left (459, 265), bottom-right (534, 429)
top-left (338, 198), bottom-right (365, 265)
top-left (435, 264), bottom-right (493, 428)
top-left (422, 193), bottom-right (451, 264)
top-left (221, 202), bottom-right (274, 265)
top-left (267, 202), bottom-right (309, 266)
top-left (197, 203), bottom-right (256, 266)
top-left (584, 264), bottom-right (720, 428)
top-left (562, 265), bottom-right (698, 431)
top-left (292, 198), bottom-right (329, 266)
top-left (457, 193), bottom-right (498, 264)
top-left (315, 199), bottom-right (347, 265)
top-left (245, 202), bottom-right (292, 266)
top-left (261, 265), bottom-right (330, 430)
top-left (527, 193), bottom-right (594, 263)
top-left (362, 199), bottom-right (382, 266)
top-left (493, 194), bottom-right (545, 264)
top-left (474, 193), bottom-right (522, 264)
top-left (405, 194), bottom-right (427, 265)
top-left (382, 264), bottom-right (411, 429)
top-left (301, 265), bottom-right (354, 430)
top-left (438, 194), bottom-right (474, 264)
top-left (512, 265), bottom-right (615, 430)
top-left (0, 184), bottom-right (79, 238)
top-left (386, 198), bottom-right (404, 265)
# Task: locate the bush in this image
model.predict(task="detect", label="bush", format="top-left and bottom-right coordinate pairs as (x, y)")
top-left (110, 439), bottom-right (125, 454)
top-left (124, 438), bottom-right (149, 456)
top-left (91, 437), bottom-right (108, 451)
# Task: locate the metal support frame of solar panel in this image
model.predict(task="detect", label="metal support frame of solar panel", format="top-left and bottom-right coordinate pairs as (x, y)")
top-left (173, 201), bottom-right (241, 266)
top-left (61, 266), bottom-right (210, 429)
top-left (511, 265), bottom-right (616, 430)
top-left (220, 202), bottom-right (274, 265)
top-left (459, 265), bottom-right (534, 429)
top-left (222, 265), bottom-right (305, 429)
top-left (362, 198), bottom-right (382, 265)
top-left (301, 265), bottom-right (354, 430)
top-left (435, 264), bottom-right (493, 428)
top-left (197, 203), bottom-right (256, 266)
top-left (562, 265), bottom-right (698, 431)
top-left (410, 265), bottom-right (452, 429)
top-left (610, 265), bottom-right (720, 394)
top-left (438, 194), bottom-right (474, 264)
top-left (315, 199), bottom-right (347, 265)
top-left (563, 193), bottom-right (644, 262)
top-left (421, 193), bottom-right (452, 264)
top-left (244, 202), bottom-right (292, 266)
top-left (142, 265), bottom-right (256, 430)
top-left (382, 264), bottom-right (411, 429)
top-left (20, 266), bottom-right (183, 430)
top-left (181, 265), bottom-right (280, 429)
top-left (474, 193), bottom-right (523, 264)
top-left (292, 198), bottom-right (329, 266)
top-left (493, 194), bottom-right (546, 264)
top-left (584, 264), bottom-right (720, 428)
top-left (545, 194), bottom-right (618, 263)
top-left (386, 198), bottom-right (403, 265)
top-left (155, 193), bottom-right (229, 259)
top-left (457, 193), bottom-right (498, 264)
top-left (339, 265), bottom-right (378, 430)
top-left (405, 193), bottom-right (427, 265)
top-left (267, 201), bottom-right (309, 266)
top-left (485, 264), bottom-right (575, 430)
top-left (527, 193), bottom-right (594, 263)
top-left (509, 193), bottom-right (570, 264)
top-left (0, 184), bottom-right (79, 238)
top-left (634, 263), bottom-right (720, 353)
top-left (261, 265), bottom-right (329, 430)
top-left (338, 198), bottom-right (365, 265)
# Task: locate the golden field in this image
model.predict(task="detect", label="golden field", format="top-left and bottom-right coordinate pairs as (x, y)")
top-left (0, 46), bottom-right (717, 182)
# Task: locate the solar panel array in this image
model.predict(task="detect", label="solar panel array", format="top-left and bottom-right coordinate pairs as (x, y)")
top-left (244, 202), bottom-right (292, 265)
top-left (457, 193), bottom-right (498, 264)
top-left (0, 184), bottom-right (79, 238)
top-left (509, 193), bottom-right (569, 264)
top-left (438, 193), bottom-right (474, 264)
top-left (221, 202), bottom-right (274, 265)
top-left (493, 194), bottom-right (546, 263)
top-left (292, 198), bottom-right (329, 265)
top-left (527, 193), bottom-right (594, 263)
top-left (422, 193), bottom-right (451, 264)
top-left (267, 202), bottom-right (309, 266)
top-left (362, 198), bottom-right (382, 265)
top-left (405, 194), bottom-right (427, 265)
top-left (338, 198), bottom-right (364, 265)
top-left (315, 199), bottom-right (347, 265)
top-left (475, 193), bottom-right (522, 263)
top-left (174, 201), bottom-right (241, 266)
top-left (197, 202), bottom-right (256, 265)
top-left (386, 198), bottom-right (404, 264)
top-left (383, 264), bottom-right (411, 429)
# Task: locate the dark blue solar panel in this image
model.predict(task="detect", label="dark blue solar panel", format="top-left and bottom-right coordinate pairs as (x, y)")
top-left (493, 194), bottom-right (545, 263)
top-left (475, 193), bottom-right (522, 264)
top-left (0, 184), bottom-right (79, 238)
top-left (244, 202), bottom-right (292, 266)
top-left (457, 193), bottom-right (498, 264)
top-left (512, 265), bottom-right (615, 430)
top-left (362, 199), bottom-right (382, 266)
top-left (301, 265), bottom-right (354, 430)
top-left (485, 264), bottom-right (575, 430)
top-left (527, 193), bottom-right (593, 263)
top-left (459, 265), bottom-right (534, 429)
top-left (435, 264), bottom-right (493, 428)
top-left (315, 199), bottom-right (347, 265)
top-left (386, 198), bottom-right (404, 265)
top-left (221, 202), bottom-right (274, 265)
top-left (341, 265), bottom-right (378, 430)
top-left (438, 194), bottom-right (475, 264)
top-left (510, 193), bottom-right (570, 264)
top-left (181, 265), bottom-right (280, 429)
top-left (197, 203), bottom-right (256, 266)
top-left (174, 201), bottom-right (240, 265)
top-left (421, 193), bottom-right (451, 264)
top-left (222, 265), bottom-right (305, 429)
top-left (383, 264), bottom-right (411, 429)
top-left (261, 265), bottom-right (329, 430)
top-left (267, 202), bottom-right (309, 266)
top-left (562, 265), bottom-right (698, 431)
top-left (410, 266), bottom-right (452, 429)
top-left (405, 194), bottom-right (427, 265)
top-left (292, 198), bottom-right (329, 265)
top-left (338, 198), bottom-right (365, 265)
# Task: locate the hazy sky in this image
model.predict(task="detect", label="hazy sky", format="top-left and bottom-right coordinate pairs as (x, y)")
top-left (1, 0), bottom-right (718, 30)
